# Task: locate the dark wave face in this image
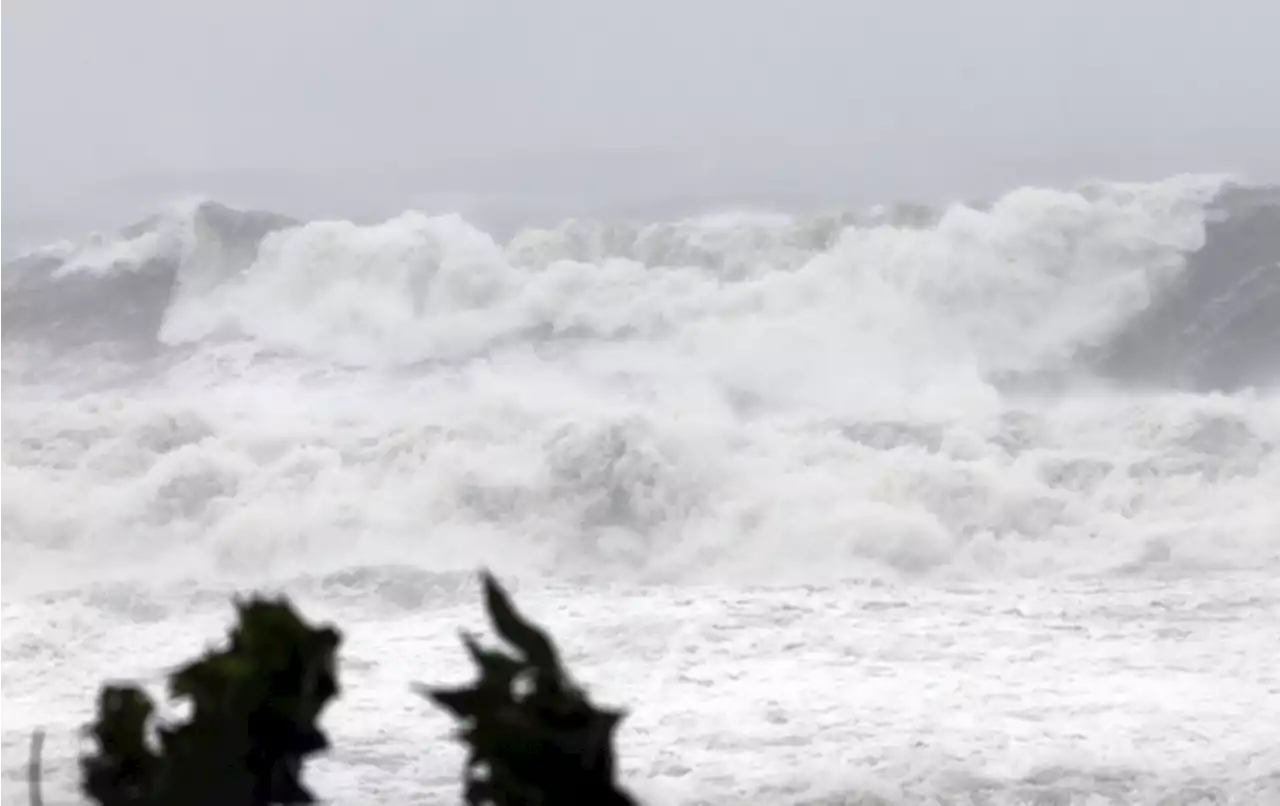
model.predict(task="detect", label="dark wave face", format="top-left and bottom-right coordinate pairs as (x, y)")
top-left (2, 202), bottom-right (297, 356)
top-left (1092, 184), bottom-right (1280, 390)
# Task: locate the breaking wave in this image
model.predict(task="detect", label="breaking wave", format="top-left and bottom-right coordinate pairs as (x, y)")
top-left (4, 175), bottom-right (1278, 585)
top-left (6, 175), bottom-right (1278, 391)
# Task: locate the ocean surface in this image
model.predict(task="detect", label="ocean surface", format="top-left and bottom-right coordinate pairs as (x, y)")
top-left (2, 175), bottom-right (1278, 805)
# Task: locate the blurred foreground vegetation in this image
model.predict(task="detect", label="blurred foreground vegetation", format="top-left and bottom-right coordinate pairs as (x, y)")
top-left (53, 571), bottom-right (636, 806)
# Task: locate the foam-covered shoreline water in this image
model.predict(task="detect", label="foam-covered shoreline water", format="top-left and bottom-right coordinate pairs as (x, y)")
top-left (3, 175), bottom-right (1279, 804)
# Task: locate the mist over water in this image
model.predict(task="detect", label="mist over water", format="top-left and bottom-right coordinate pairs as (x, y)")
top-left (4, 175), bottom-right (1279, 584)
top-left (4, 175), bottom-right (1279, 804)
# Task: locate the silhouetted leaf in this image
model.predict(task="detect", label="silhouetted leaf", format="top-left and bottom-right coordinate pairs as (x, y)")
top-left (426, 685), bottom-right (490, 719)
top-left (480, 570), bottom-right (562, 676)
top-left (80, 595), bottom-right (341, 806)
top-left (425, 571), bottom-right (638, 806)
top-left (461, 632), bottom-right (526, 687)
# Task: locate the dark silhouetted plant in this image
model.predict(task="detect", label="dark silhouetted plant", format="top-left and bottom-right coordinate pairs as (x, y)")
top-left (73, 571), bottom-right (638, 805)
top-left (79, 596), bottom-right (341, 806)
top-left (419, 571), bottom-right (638, 806)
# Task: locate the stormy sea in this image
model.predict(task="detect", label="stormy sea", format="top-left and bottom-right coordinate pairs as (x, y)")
top-left (3, 175), bottom-right (1278, 805)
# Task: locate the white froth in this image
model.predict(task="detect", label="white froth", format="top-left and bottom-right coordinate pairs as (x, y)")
top-left (4, 174), bottom-right (1278, 805)
top-left (146, 174), bottom-right (1223, 382)
top-left (38, 196), bottom-right (206, 277)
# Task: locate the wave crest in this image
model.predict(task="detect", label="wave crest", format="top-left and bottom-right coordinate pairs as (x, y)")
top-left (5, 175), bottom-right (1277, 391)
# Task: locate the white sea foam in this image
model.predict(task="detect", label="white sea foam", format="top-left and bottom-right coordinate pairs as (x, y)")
top-left (3, 174), bottom-right (1278, 804)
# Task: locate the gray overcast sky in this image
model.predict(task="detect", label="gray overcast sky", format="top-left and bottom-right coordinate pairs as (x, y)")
top-left (4, 0), bottom-right (1279, 240)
